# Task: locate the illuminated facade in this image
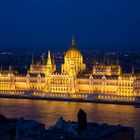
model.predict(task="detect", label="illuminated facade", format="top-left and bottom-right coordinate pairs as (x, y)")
top-left (0, 36), bottom-right (140, 102)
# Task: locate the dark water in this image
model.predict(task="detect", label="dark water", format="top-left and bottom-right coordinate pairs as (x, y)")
top-left (0, 98), bottom-right (140, 139)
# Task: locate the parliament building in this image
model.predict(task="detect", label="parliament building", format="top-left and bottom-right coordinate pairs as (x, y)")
top-left (0, 36), bottom-right (140, 102)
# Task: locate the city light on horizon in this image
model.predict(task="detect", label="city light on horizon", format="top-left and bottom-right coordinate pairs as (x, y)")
top-left (0, 1), bottom-right (140, 139)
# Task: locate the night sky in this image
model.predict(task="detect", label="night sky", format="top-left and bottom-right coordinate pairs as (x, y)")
top-left (0, 0), bottom-right (140, 52)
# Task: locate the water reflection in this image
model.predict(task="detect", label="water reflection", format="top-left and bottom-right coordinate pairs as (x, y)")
top-left (0, 98), bottom-right (140, 139)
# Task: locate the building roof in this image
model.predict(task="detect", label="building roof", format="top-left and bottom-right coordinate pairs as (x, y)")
top-left (48, 118), bottom-right (134, 140)
top-left (65, 36), bottom-right (82, 59)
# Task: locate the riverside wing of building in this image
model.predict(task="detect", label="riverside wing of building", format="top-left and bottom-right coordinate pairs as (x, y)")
top-left (0, 36), bottom-right (140, 102)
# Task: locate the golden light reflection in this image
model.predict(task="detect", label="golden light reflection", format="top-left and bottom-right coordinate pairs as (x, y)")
top-left (0, 36), bottom-right (140, 100)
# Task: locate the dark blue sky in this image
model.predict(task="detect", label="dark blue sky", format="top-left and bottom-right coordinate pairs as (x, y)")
top-left (0, 0), bottom-right (140, 51)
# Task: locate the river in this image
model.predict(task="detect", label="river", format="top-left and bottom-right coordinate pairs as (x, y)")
top-left (0, 98), bottom-right (140, 139)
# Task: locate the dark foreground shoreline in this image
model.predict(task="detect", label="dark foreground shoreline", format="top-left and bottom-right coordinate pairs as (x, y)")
top-left (0, 94), bottom-right (140, 106)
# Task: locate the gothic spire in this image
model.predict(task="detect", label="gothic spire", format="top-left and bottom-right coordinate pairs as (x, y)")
top-left (52, 53), bottom-right (55, 65)
top-left (41, 53), bottom-right (45, 65)
top-left (93, 53), bottom-right (98, 65)
top-left (32, 53), bottom-right (34, 65)
top-left (0, 64), bottom-right (2, 72)
top-left (116, 53), bottom-right (119, 65)
top-left (47, 50), bottom-right (52, 65)
top-left (9, 65), bottom-right (12, 72)
top-left (132, 66), bottom-right (134, 74)
top-left (72, 34), bottom-right (76, 48)
top-left (48, 50), bottom-right (51, 59)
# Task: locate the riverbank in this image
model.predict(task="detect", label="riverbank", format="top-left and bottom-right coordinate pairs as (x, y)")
top-left (0, 112), bottom-right (134, 140)
top-left (0, 94), bottom-right (140, 106)
top-left (0, 97), bottom-right (139, 139)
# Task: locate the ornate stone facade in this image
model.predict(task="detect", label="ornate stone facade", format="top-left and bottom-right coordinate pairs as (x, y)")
top-left (0, 37), bottom-right (140, 101)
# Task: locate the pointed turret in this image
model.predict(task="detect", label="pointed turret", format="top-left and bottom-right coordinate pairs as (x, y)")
top-left (31, 53), bottom-right (34, 65)
top-left (44, 50), bottom-right (56, 75)
top-left (47, 50), bottom-right (52, 65)
top-left (52, 53), bottom-right (56, 72)
top-left (9, 65), bottom-right (12, 72)
top-left (0, 64), bottom-right (2, 72)
top-left (132, 66), bottom-right (134, 74)
top-left (93, 53), bottom-right (98, 65)
top-left (41, 53), bottom-right (45, 65)
top-left (72, 34), bottom-right (76, 48)
top-left (116, 53), bottom-right (119, 65)
top-left (48, 50), bottom-right (51, 59)
top-left (104, 53), bottom-right (110, 65)
top-left (52, 53), bottom-right (55, 65)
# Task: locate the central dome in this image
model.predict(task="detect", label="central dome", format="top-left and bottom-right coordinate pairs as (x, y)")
top-left (65, 36), bottom-right (82, 58)
top-left (61, 35), bottom-right (86, 75)
top-left (65, 47), bottom-right (82, 58)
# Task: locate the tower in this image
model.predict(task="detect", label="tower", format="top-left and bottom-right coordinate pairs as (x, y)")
top-left (0, 64), bottom-right (2, 73)
top-left (72, 34), bottom-right (76, 48)
top-left (41, 53), bottom-right (45, 65)
top-left (52, 53), bottom-right (56, 72)
top-left (31, 53), bottom-right (34, 65)
top-left (132, 66), bottom-right (134, 74)
top-left (61, 35), bottom-right (86, 75)
top-left (116, 53), bottom-right (119, 65)
top-left (44, 50), bottom-right (56, 75)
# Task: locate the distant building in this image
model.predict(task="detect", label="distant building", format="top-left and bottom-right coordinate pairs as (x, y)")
top-left (0, 115), bottom-right (46, 140)
top-left (48, 117), bottom-right (134, 140)
top-left (0, 35), bottom-right (140, 102)
top-left (0, 112), bottom-right (135, 140)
